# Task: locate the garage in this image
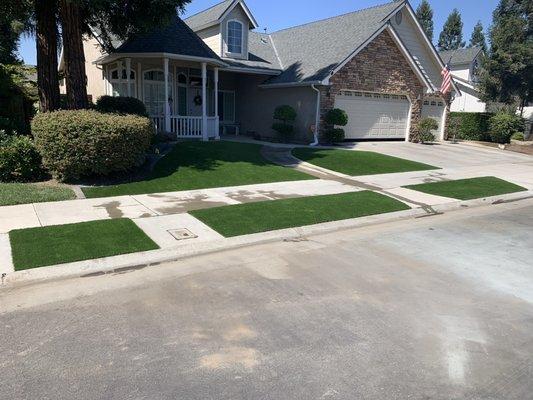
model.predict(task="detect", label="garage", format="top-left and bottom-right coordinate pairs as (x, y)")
top-left (421, 98), bottom-right (446, 139)
top-left (334, 91), bottom-right (410, 140)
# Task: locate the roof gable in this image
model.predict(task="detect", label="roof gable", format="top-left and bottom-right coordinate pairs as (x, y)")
top-left (265, 1), bottom-right (401, 85)
top-left (185, 0), bottom-right (258, 31)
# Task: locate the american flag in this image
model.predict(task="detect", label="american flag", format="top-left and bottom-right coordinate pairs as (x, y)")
top-left (441, 64), bottom-right (452, 94)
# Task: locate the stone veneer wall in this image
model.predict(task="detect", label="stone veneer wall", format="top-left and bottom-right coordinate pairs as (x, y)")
top-left (320, 30), bottom-right (447, 142)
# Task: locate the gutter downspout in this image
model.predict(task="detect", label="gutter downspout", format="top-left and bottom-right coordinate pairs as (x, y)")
top-left (311, 84), bottom-right (321, 146)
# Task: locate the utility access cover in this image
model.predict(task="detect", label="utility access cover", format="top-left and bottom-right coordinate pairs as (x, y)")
top-left (167, 228), bottom-right (198, 241)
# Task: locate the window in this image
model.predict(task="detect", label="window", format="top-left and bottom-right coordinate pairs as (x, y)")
top-left (109, 68), bottom-right (136, 97)
top-left (143, 70), bottom-right (173, 116)
top-left (218, 91), bottom-right (235, 123)
top-left (227, 20), bottom-right (243, 54)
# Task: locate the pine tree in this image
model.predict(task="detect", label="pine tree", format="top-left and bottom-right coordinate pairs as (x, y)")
top-left (469, 21), bottom-right (487, 52)
top-left (478, 0), bottom-right (532, 110)
top-left (416, 0), bottom-right (434, 41)
top-left (438, 9), bottom-right (466, 51)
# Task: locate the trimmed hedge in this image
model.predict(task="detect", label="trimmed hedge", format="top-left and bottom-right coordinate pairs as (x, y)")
top-left (448, 112), bottom-right (493, 141)
top-left (323, 128), bottom-right (345, 143)
top-left (32, 110), bottom-right (154, 181)
top-left (95, 96), bottom-right (148, 117)
top-left (0, 134), bottom-right (45, 182)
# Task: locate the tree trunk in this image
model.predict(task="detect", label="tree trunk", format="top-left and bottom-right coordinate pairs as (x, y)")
top-left (35, 0), bottom-right (60, 112)
top-left (59, 0), bottom-right (88, 109)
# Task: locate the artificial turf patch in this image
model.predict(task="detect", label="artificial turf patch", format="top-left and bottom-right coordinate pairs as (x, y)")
top-left (9, 218), bottom-right (159, 270)
top-left (405, 176), bottom-right (527, 200)
top-left (190, 190), bottom-right (410, 237)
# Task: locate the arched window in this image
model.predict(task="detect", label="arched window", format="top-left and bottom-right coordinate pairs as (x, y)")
top-left (109, 68), bottom-right (136, 97)
top-left (227, 20), bottom-right (243, 54)
top-left (143, 70), bottom-right (173, 116)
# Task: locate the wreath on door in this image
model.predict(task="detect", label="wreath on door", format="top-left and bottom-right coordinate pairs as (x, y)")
top-left (194, 94), bottom-right (202, 106)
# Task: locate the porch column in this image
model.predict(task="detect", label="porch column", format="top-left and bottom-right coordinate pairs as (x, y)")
top-left (137, 62), bottom-right (142, 100)
top-left (201, 62), bottom-right (208, 141)
top-left (164, 58), bottom-right (170, 132)
top-left (214, 67), bottom-right (220, 140)
top-left (125, 58), bottom-right (131, 97)
top-left (104, 64), bottom-right (109, 95)
top-left (117, 60), bottom-right (123, 96)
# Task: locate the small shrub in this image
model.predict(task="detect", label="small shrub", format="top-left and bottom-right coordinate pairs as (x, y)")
top-left (418, 117), bottom-right (438, 143)
top-left (448, 112), bottom-right (493, 141)
top-left (95, 96), bottom-right (148, 117)
top-left (489, 112), bottom-right (525, 144)
top-left (511, 132), bottom-right (524, 141)
top-left (0, 135), bottom-right (45, 182)
top-left (273, 105), bottom-right (297, 141)
top-left (32, 110), bottom-right (154, 181)
top-left (325, 109), bottom-right (349, 127)
top-left (323, 128), bottom-right (345, 143)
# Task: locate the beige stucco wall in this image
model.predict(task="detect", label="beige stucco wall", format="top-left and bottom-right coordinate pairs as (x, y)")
top-left (197, 25), bottom-right (222, 56)
top-left (234, 74), bottom-right (317, 143)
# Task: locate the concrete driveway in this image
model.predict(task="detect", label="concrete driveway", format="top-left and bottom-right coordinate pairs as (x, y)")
top-left (1, 199), bottom-right (532, 400)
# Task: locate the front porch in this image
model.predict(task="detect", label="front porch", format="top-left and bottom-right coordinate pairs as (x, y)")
top-left (100, 56), bottom-right (225, 140)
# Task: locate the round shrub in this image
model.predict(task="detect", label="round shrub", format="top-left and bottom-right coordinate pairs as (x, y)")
top-left (418, 117), bottom-right (439, 143)
top-left (0, 135), bottom-right (45, 182)
top-left (272, 122), bottom-right (294, 138)
top-left (95, 96), bottom-right (148, 117)
top-left (489, 112), bottom-right (525, 144)
top-left (325, 108), bottom-right (348, 126)
top-left (273, 105), bottom-right (297, 123)
top-left (511, 132), bottom-right (524, 141)
top-left (448, 112), bottom-right (493, 141)
top-left (323, 128), bottom-right (345, 143)
top-left (32, 110), bottom-right (154, 181)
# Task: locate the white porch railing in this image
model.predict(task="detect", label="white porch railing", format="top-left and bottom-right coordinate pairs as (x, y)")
top-left (150, 116), bottom-right (219, 139)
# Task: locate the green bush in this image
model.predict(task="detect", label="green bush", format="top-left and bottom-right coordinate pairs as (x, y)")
top-left (418, 117), bottom-right (438, 143)
top-left (325, 109), bottom-right (348, 126)
top-left (448, 112), bottom-right (493, 141)
top-left (511, 132), bottom-right (524, 141)
top-left (32, 110), bottom-right (154, 181)
top-left (0, 135), bottom-right (45, 182)
top-left (95, 96), bottom-right (148, 117)
top-left (489, 112), bottom-right (525, 144)
top-left (273, 105), bottom-right (297, 141)
top-left (323, 128), bottom-right (345, 143)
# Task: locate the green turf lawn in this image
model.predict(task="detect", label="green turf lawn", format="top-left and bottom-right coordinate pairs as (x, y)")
top-left (292, 148), bottom-right (438, 176)
top-left (9, 219), bottom-right (159, 270)
top-left (190, 190), bottom-right (410, 237)
top-left (83, 141), bottom-right (314, 198)
top-left (404, 176), bottom-right (528, 200)
top-left (0, 183), bottom-right (75, 206)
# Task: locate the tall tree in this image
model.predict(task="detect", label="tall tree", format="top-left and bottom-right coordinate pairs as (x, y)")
top-left (438, 9), bottom-right (466, 51)
top-left (469, 21), bottom-right (487, 52)
top-left (0, 1), bottom-right (31, 64)
top-left (59, 0), bottom-right (88, 109)
top-left (478, 0), bottom-right (532, 111)
top-left (416, 0), bottom-right (434, 42)
top-left (35, 0), bottom-right (61, 112)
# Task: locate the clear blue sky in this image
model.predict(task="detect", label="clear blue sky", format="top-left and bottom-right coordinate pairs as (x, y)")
top-left (17, 0), bottom-right (498, 65)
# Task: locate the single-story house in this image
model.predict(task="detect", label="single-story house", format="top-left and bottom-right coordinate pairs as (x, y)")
top-left (439, 47), bottom-right (486, 113)
top-left (61, 0), bottom-right (459, 143)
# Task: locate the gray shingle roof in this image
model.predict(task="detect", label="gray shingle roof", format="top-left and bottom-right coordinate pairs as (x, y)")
top-left (114, 15), bottom-right (221, 61)
top-left (439, 47), bottom-right (482, 66)
top-left (265, 1), bottom-right (401, 85)
top-left (184, 0), bottom-right (234, 31)
top-left (223, 32), bottom-right (282, 72)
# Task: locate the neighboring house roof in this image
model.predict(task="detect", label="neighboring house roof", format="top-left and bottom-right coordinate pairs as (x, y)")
top-left (223, 32), bottom-right (282, 73)
top-left (264, 1), bottom-right (402, 86)
top-left (185, 0), bottom-right (258, 31)
top-left (439, 47), bottom-right (482, 66)
top-left (113, 15), bottom-right (222, 62)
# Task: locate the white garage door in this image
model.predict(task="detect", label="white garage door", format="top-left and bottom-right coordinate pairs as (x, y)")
top-left (334, 91), bottom-right (410, 139)
top-left (421, 98), bottom-right (446, 139)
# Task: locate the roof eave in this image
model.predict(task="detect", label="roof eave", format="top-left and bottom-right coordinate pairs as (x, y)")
top-left (95, 52), bottom-right (228, 67)
top-left (259, 80), bottom-right (324, 89)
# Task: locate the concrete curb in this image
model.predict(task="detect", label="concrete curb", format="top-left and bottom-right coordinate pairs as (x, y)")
top-left (2, 191), bottom-right (533, 288)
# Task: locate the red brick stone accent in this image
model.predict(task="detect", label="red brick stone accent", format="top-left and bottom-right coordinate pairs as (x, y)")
top-left (320, 30), bottom-right (435, 141)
